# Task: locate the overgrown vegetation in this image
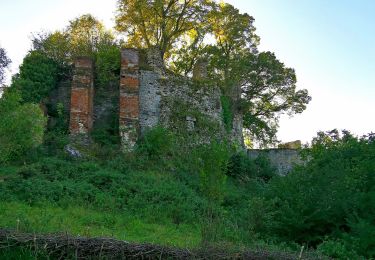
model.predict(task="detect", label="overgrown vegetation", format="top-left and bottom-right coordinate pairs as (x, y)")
top-left (0, 2), bottom-right (373, 259)
top-left (0, 46), bottom-right (11, 85)
top-left (0, 89), bottom-right (46, 164)
top-left (11, 50), bottom-right (59, 103)
top-left (220, 95), bottom-right (233, 133)
top-left (1, 125), bottom-right (374, 258)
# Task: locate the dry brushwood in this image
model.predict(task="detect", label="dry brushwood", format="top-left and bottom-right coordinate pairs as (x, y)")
top-left (0, 229), bottom-right (327, 259)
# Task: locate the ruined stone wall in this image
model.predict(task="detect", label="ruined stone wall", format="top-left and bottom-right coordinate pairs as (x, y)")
top-left (119, 49), bottom-right (140, 151)
top-left (158, 77), bottom-right (225, 140)
top-left (247, 148), bottom-right (302, 175)
top-left (66, 49), bottom-right (244, 150)
top-left (139, 70), bottom-right (161, 132)
top-left (137, 48), bottom-right (226, 144)
top-left (69, 58), bottom-right (94, 135)
top-left (231, 113), bottom-right (244, 146)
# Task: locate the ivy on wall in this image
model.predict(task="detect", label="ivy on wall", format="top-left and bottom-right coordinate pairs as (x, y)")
top-left (220, 95), bottom-right (233, 133)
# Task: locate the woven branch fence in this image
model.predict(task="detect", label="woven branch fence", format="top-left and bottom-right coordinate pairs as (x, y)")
top-left (0, 229), bottom-right (327, 259)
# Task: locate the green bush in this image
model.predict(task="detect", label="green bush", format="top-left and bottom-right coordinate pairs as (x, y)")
top-left (0, 156), bottom-right (207, 225)
top-left (243, 197), bottom-right (277, 237)
top-left (0, 246), bottom-right (48, 260)
top-left (196, 142), bottom-right (230, 202)
top-left (220, 95), bottom-right (233, 132)
top-left (0, 90), bottom-right (46, 164)
top-left (226, 152), bottom-right (276, 182)
top-left (317, 239), bottom-right (360, 259)
top-left (259, 130), bottom-right (375, 258)
top-left (1, 128), bottom-right (374, 257)
top-left (95, 44), bottom-right (120, 88)
top-left (194, 142), bottom-right (230, 245)
top-left (135, 126), bottom-right (177, 161)
top-left (12, 51), bottom-right (59, 103)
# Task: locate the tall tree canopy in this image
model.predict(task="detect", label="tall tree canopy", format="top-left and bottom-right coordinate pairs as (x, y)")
top-left (12, 51), bottom-right (59, 103)
top-left (12, 14), bottom-right (120, 106)
top-left (115, 1), bottom-right (311, 146)
top-left (33, 14), bottom-right (116, 66)
top-left (115, 0), bottom-right (211, 58)
top-left (0, 47), bottom-right (11, 85)
top-left (31, 14), bottom-right (120, 86)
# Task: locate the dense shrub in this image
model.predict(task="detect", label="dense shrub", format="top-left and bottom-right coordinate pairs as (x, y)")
top-left (95, 44), bottom-right (121, 88)
top-left (12, 51), bottom-right (59, 103)
top-left (1, 128), bottom-right (374, 258)
top-left (0, 156), bottom-right (207, 225)
top-left (220, 95), bottom-right (233, 132)
top-left (135, 126), bottom-right (177, 162)
top-left (258, 130), bottom-right (375, 258)
top-left (0, 90), bottom-right (46, 164)
top-left (226, 152), bottom-right (276, 181)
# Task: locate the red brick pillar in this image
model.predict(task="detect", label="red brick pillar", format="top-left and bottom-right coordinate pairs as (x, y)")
top-left (120, 49), bottom-right (140, 151)
top-left (69, 57), bottom-right (94, 136)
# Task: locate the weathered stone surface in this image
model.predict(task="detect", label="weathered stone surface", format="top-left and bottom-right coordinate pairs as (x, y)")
top-left (158, 75), bottom-right (226, 144)
top-left (146, 47), bottom-right (165, 75)
top-left (93, 81), bottom-right (119, 139)
top-left (121, 49), bottom-right (139, 70)
top-left (65, 144), bottom-right (83, 158)
top-left (278, 140), bottom-right (302, 149)
top-left (120, 49), bottom-right (140, 151)
top-left (69, 57), bottom-right (94, 135)
top-left (192, 59), bottom-right (208, 80)
top-left (63, 48), bottom-right (244, 151)
top-left (247, 148), bottom-right (302, 175)
top-left (139, 70), bottom-right (161, 132)
top-left (231, 112), bottom-right (244, 146)
top-left (186, 116), bottom-right (197, 131)
top-left (138, 51), bottom-right (226, 145)
top-left (119, 94), bottom-right (139, 119)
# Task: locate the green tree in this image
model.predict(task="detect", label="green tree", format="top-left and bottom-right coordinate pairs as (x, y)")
top-left (33, 14), bottom-right (116, 65)
top-left (204, 3), bottom-right (310, 146)
top-left (12, 51), bottom-right (58, 103)
top-left (115, 0), bottom-right (211, 58)
top-left (32, 31), bottom-right (70, 68)
top-left (240, 51), bottom-right (311, 145)
top-left (0, 90), bottom-right (46, 164)
top-left (67, 14), bottom-right (115, 57)
top-left (0, 46), bottom-right (11, 85)
top-left (196, 142), bottom-right (229, 244)
top-left (263, 130), bottom-right (375, 258)
top-left (124, 1), bottom-right (310, 146)
top-left (32, 15), bottom-right (120, 89)
top-left (169, 3), bottom-right (311, 146)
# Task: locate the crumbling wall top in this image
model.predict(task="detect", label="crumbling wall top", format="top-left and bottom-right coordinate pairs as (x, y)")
top-left (74, 57), bottom-right (94, 68)
top-left (121, 49), bottom-right (139, 70)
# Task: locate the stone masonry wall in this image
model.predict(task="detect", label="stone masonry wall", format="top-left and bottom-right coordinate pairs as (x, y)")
top-left (67, 49), bottom-right (243, 150)
top-left (69, 58), bottom-right (94, 135)
top-left (119, 48), bottom-right (226, 147)
top-left (247, 148), bottom-right (302, 175)
top-left (119, 49), bottom-right (140, 151)
top-left (139, 70), bottom-right (161, 132)
top-left (158, 78), bottom-right (224, 134)
top-left (138, 48), bottom-right (226, 144)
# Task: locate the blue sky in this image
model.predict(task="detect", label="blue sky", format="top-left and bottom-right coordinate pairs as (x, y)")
top-left (1, 0), bottom-right (374, 143)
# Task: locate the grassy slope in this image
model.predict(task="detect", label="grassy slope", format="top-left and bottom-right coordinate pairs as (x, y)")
top-left (0, 202), bottom-right (200, 248)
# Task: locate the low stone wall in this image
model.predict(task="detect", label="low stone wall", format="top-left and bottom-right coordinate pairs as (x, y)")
top-left (247, 149), bottom-right (303, 175)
